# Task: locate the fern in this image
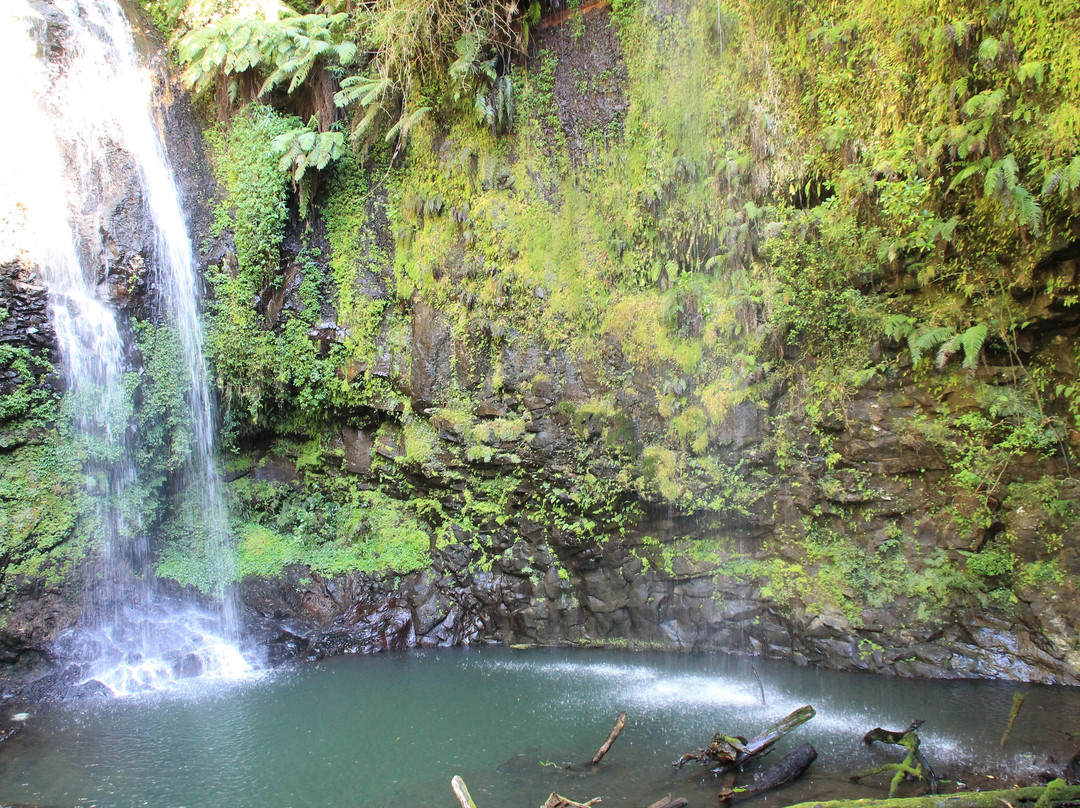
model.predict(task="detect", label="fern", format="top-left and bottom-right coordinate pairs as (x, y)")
top-left (1044, 156), bottom-right (1080, 204)
top-left (984, 154), bottom-right (1019, 197)
top-left (491, 73), bottom-right (514, 134)
top-left (948, 157), bottom-right (991, 193)
top-left (882, 313), bottom-right (916, 341)
top-left (935, 333), bottom-right (963, 369)
top-left (270, 118), bottom-right (345, 217)
top-left (909, 326), bottom-right (954, 365)
top-left (334, 75), bottom-right (394, 108)
top-left (962, 88), bottom-right (1006, 119)
top-left (1064, 157), bottom-right (1080, 198)
top-left (520, 0), bottom-right (541, 50)
top-left (1008, 184), bottom-right (1043, 233)
top-left (448, 32), bottom-right (512, 133)
top-left (977, 37), bottom-right (1001, 65)
top-left (384, 106), bottom-right (432, 146)
top-left (904, 322), bottom-right (988, 369)
top-left (1016, 60), bottom-right (1046, 87)
top-left (959, 323), bottom-right (988, 370)
top-left (179, 10), bottom-right (355, 101)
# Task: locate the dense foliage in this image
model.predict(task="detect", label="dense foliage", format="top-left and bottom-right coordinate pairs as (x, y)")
top-left (81, 0), bottom-right (1080, 635)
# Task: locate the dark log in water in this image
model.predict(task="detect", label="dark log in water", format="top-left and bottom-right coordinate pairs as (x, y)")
top-left (675, 705), bottom-right (816, 771)
top-left (784, 782), bottom-right (1080, 808)
top-left (854, 721), bottom-right (938, 797)
top-left (719, 743), bottom-right (818, 801)
top-left (591, 711), bottom-right (627, 765)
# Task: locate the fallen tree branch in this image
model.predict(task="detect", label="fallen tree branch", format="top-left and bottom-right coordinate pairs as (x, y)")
top-left (782, 781), bottom-right (1080, 808)
top-left (451, 776), bottom-right (478, 808)
top-left (750, 661), bottom-right (767, 707)
top-left (592, 712), bottom-right (628, 765)
top-left (542, 794), bottom-right (602, 808)
top-left (676, 705), bottom-right (816, 771)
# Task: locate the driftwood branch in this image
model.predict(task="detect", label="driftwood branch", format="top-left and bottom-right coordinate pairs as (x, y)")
top-left (854, 720), bottom-right (937, 797)
top-left (451, 776), bottom-right (478, 808)
top-left (542, 794), bottom-right (602, 808)
top-left (675, 705), bottom-right (816, 771)
top-left (783, 781), bottom-right (1080, 808)
top-left (592, 712), bottom-right (627, 765)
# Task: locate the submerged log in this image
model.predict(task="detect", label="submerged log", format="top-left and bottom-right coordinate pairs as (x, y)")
top-left (719, 743), bottom-right (818, 801)
top-left (854, 720), bottom-right (938, 798)
top-left (783, 781), bottom-right (1080, 808)
top-left (592, 712), bottom-right (628, 765)
top-left (1000, 693), bottom-right (1027, 747)
top-left (676, 705), bottom-right (816, 771)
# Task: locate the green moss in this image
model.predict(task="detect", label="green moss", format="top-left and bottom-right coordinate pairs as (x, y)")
top-left (235, 524), bottom-right (304, 579)
top-left (0, 346), bottom-right (88, 593)
top-left (0, 436), bottom-right (85, 590)
top-left (157, 460), bottom-right (434, 590)
top-left (402, 415), bottom-right (440, 469)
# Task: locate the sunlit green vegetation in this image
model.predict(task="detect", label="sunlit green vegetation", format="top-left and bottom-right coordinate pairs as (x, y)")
top-left (85, 0), bottom-right (1080, 629)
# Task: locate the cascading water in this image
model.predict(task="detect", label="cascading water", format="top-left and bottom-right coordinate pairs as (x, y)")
top-left (1, 0), bottom-right (255, 694)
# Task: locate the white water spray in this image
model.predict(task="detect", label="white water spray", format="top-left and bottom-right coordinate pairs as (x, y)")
top-left (1, 0), bottom-right (255, 695)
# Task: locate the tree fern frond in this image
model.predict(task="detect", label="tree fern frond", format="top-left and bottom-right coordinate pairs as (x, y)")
top-left (334, 75), bottom-right (393, 108)
top-left (385, 106), bottom-right (431, 145)
top-left (349, 103), bottom-right (385, 143)
top-left (1016, 60), bottom-right (1045, 87)
top-left (984, 160), bottom-right (1003, 197)
top-left (335, 41), bottom-right (357, 66)
top-left (999, 154), bottom-right (1019, 190)
top-left (977, 37), bottom-right (1000, 64)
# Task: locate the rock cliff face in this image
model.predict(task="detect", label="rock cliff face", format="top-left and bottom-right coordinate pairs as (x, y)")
top-left (233, 287), bottom-right (1080, 684)
top-left (3, 0), bottom-right (1080, 698)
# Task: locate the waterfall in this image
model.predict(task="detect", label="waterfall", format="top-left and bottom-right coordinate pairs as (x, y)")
top-left (0, 0), bottom-right (255, 694)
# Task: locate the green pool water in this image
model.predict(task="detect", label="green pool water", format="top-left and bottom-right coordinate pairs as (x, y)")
top-left (0, 648), bottom-right (1074, 808)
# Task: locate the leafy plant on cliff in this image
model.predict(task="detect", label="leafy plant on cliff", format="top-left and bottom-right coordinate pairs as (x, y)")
top-left (174, 0), bottom-right (536, 167)
top-left (270, 116), bottom-right (346, 216)
top-left (179, 10), bottom-right (356, 103)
